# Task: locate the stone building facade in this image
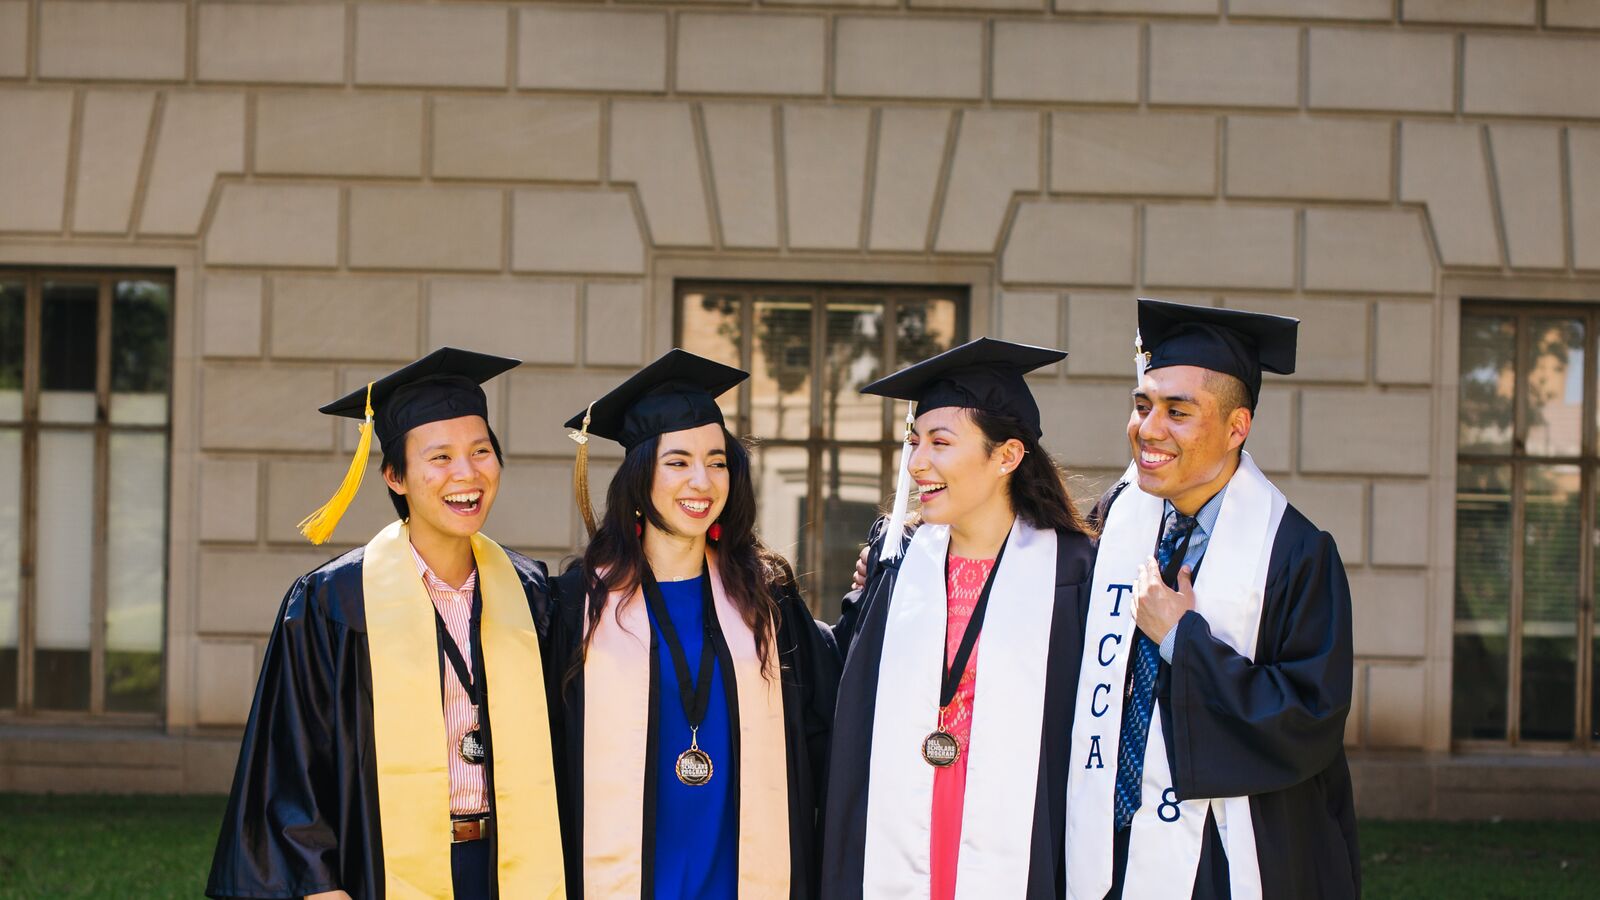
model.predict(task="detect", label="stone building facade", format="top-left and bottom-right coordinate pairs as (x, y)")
top-left (2, 0), bottom-right (1599, 818)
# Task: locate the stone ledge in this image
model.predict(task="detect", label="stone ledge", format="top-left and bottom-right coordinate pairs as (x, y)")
top-left (1351, 752), bottom-right (1600, 821)
top-left (0, 726), bottom-right (241, 794)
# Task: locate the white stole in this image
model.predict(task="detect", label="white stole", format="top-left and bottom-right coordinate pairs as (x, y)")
top-left (863, 519), bottom-right (1058, 899)
top-left (1065, 452), bottom-right (1286, 900)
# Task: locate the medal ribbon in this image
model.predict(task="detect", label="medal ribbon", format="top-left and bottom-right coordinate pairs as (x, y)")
top-left (640, 562), bottom-right (718, 740)
top-left (937, 528), bottom-right (1012, 716)
top-left (434, 603), bottom-right (483, 711)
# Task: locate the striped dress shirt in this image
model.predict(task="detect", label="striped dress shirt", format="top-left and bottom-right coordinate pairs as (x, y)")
top-left (410, 544), bottom-right (489, 816)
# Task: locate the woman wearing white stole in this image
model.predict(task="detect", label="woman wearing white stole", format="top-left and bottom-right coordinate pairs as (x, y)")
top-left (822, 338), bottom-right (1098, 900)
top-left (1064, 299), bottom-right (1358, 900)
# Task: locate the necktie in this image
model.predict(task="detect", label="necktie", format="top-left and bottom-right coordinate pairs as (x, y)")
top-left (1113, 509), bottom-right (1197, 830)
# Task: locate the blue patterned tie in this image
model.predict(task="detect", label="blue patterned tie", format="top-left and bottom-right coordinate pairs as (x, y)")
top-left (1113, 509), bottom-right (1197, 830)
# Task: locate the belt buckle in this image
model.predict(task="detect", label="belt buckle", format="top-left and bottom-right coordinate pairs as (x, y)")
top-left (451, 816), bottom-right (489, 843)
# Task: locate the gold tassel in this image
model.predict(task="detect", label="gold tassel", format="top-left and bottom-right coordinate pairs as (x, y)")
top-left (298, 382), bottom-right (375, 545)
top-left (569, 402), bottom-right (598, 539)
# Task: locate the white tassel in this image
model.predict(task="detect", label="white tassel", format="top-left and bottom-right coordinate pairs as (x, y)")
top-left (880, 401), bottom-right (917, 562)
top-left (1134, 329), bottom-right (1148, 382)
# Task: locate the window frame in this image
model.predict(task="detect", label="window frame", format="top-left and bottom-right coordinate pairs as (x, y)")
top-left (0, 268), bottom-right (174, 724)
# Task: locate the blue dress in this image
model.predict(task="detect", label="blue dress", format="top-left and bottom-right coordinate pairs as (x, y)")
top-left (645, 576), bottom-right (738, 899)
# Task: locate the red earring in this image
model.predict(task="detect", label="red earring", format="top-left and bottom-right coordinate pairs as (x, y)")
top-left (635, 509), bottom-right (643, 538)
top-left (708, 522), bottom-right (722, 542)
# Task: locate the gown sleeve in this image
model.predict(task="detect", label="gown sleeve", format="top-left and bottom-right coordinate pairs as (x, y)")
top-left (1166, 526), bottom-right (1354, 801)
top-left (206, 577), bottom-right (345, 899)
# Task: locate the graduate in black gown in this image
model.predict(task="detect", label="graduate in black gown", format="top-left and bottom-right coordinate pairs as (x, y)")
top-left (1063, 299), bottom-right (1357, 900)
top-left (823, 338), bottom-right (1098, 900)
top-left (544, 349), bottom-right (840, 899)
top-left (207, 349), bottom-right (566, 900)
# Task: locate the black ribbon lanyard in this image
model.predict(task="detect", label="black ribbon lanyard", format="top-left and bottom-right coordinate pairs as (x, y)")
top-left (938, 529), bottom-right (1013, 713)
top-left (640, 562), bottom-right (717, 734)
top-left (435, 606), bottom-right (482, 708)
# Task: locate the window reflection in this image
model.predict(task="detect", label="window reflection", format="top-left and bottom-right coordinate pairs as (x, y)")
top-left (111, 280), bottom-right (172, 426)
top-left (1457, 316), bottom-right (1515, 455)
top-left (41, 281), bottom-right (99, 424)
top-left (1525, 318), bottom-right (1584, 457)
top-left (0, 282), bottom-right (21, 421)
top-left (1453, 463), bottom-right (1511, 740)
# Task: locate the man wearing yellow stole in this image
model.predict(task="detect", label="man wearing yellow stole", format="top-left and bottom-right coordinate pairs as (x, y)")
top-left (207, 349), bottom-right (565, 900)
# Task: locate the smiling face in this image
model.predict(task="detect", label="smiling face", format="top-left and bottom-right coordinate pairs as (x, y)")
top-left (648, 422), bottom-right (730, 539)
top-left (906, 406), bottom-right (1023, 527)
top-left (383, 414), bottom-right (500, 542)
top-left (1128, 365), bottom-right (1251, 514)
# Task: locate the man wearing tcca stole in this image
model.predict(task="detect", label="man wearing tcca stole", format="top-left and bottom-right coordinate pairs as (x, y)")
top-left (207, 349), bottom-right (565, 900)
top-left (823, 338), bottom-right (1098, 900)
top-left (1064, 299), bottom-right (1358, 900)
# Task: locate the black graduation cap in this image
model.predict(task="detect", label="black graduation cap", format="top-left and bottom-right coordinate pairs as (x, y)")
top-left (1136, 298), bottom-right (1298, 409)
top-left (562, 348), bottom-right (748, 451)
top-left (299, 347), bottom-right (519, 544)
top-left (858, 337), bottom-right (1066, 439)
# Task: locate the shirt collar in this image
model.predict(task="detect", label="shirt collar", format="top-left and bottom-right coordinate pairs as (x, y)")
top-left (408, 541), bottom-right (478, 595)
top-left (1165, 484), bottom-right (1227, 540)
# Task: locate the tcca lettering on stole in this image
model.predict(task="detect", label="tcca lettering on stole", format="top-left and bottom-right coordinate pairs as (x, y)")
top-left (1084, 583), bottom-right (1133, 768)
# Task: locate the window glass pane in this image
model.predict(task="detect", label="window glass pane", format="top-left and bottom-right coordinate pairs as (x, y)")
top-left (1453, 463), bottom-right (1511, 740)
top-left (749, 296), bottom-right (812, 441)
top-left (679, 291), bottom-right (744, 427)
top-left (0, 428), bottom-right (18, 709)
top-left (34, 430), bottom-right (94, 710)
top-left (41, 281), bottom-right (99, 424)
top-left (1457, 315), bottom-right (1515, 454)
top-left (0, 281), bottom-right (22, 421)
top-left (106, 432), bottom-right (166, 712)
top-left (821, 298), bottom-right (883, 443)
top-left (110, 280), bottom-right (171, 426)
top-left (751, 445), bottom-right (809, 566)
top-left (1524, 318), bottom-right (1584, 457)
top-left (1520, 463), bottom-right (1579, 740)
top-left (897, 295), bottom-right (962, 367)
top-left (814, 447), bottom-right (884, 621)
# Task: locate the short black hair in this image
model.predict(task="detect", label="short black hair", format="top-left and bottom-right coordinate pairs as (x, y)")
top-left (380, 427), bottom-right (505, 520)
top-left (1203, 369), bottom-right (1252, 416)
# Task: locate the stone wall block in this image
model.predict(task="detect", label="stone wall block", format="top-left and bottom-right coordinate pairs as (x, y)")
top-left (504, 369), bottom-right (634, 456)
top-left (1548, 0), bottom-right (1600, 29)
top-left (1366, 664), bottom-right (1426, 748)
top-left (197, 548), bottom-right (342, 633)
top-left (198, 458), bottom-right (259, 543)
top-left (912, 0), bottom-right (1039, 10)
top-left (585, 283), bottom-right (646, 366)
top-left (703, 104), bottom-right (779, 249)
top-left (1148, 24), bottom-right (1298, 109)
top-left (1304, 208), bottom-right (1434, 294)
top-left (433, 97), bottom-right (600, 183)
top-left (1488, 126), bottom-right (1564, 269)
top-left (1569, 129), bottom-right (1600, 270)
top-left (0, 90), bottom-right (72, 232)
top-left (1374, 300), bottom-right (1434, 386)
top-left (348, 187), bottom-right (503, 272)
top-left (202, 275), bottom-right (263, 358)
top-left (72, 91), bottom-right (156, 234)
top-left (490, 462), bottom-right (576, 549)
top-left (1350, 571), bottom-right (1428, 657)
top-left (264, 458), bottom-right (394, 544)
top-left (1053, 0), bottom-right (1216, 12)
top-left (518, 8), bottom-right (667, 93)
top-left (198, 3), bottom-right (345, 84)
top-left (201, 364), bottom-right (334, 451)
top-left (999, 293), bottom-right (1062, 371)
top-left (1371, 480), bottom-right (1430, 566)
top-left (256, 93), bottom-right (423, 178)
top-left (271, 276), bottom-right (419, 361)
top-left (1308, 29), bottom-right (1454, 113)
top-left (677, 14), bottom-right (825, 96)
top-left (355, 3), bottom-right (507, 88)
top-left (429, 280), bottom-right (578, 364)
top-left (1282, 478), bottom-right (1366, 565)
top-left (992, 21), bottom-right (1139, 104)
top-left (936, 110), bottom-right (1039, 254)
top-left (140, 92), bottom-right (246, 236)
top-left (1400, 122), bottom-right (1500, 267)
top-left (205, 183), bottom-right (340, 268)
top-left (868, 108), bottom-right (950, 252)
top-left (1066, 291), bottom-right (1137, 377)
top-left (784, 106), bottom-right (871, 251)
top-left (835, 18), bottom-right (983, 100)
top-left (1144, 205), bottom-right (1296, 290)
top-left (195, 641), bottom-right (258, 726)
top-left (0, 2), bottom-right (27, 78)
top-left (39, 1), bottom-right (186, 81)
top-left (611, 102), bottom-right (712, 247)
top-left (1053, 112), bottom-right (1216, 197)
top-left (1464, 35), bottom-right (1600, 119)
top-left (1226, 116), bottom-right (1391, 202)
top-left (1222, 296), bottom-right (1367, 382)
top-left (1002, 201), bottom-right (1134, 286)
top-left (1230, 0), bottom-right (1389, 19)
top-left (512, 189), bottom-right (646, 275)
top-left (1038, 382), bottom-right (1135, 469)
top-left (1300, 389), bottom-right (1432, 475)
top-left (1249, 385), bottom-right (1293, 474)
top-left (1403, 0), bottom-right (1536, 26)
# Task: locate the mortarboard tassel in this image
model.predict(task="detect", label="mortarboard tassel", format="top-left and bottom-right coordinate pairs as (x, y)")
top-left (1134, 329), bottom-right (1149, 383)
top-left (298, 382), bottom-right (375, 545)
top-left (880, 400), bottom-right (917, 562)
top-left (570, 402), bottom-right (598, 540)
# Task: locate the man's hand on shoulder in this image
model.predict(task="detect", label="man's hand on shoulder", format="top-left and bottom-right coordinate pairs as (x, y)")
top-left (851, 544), bottom-right (870, 592)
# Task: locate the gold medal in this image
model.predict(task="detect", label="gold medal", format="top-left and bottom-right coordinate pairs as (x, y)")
top-left (675, 726), bottom-right (714, 786)
top-left (459, 728), bottom-right (486, 765)
top-left (922, 708), bottom-right (960, 767)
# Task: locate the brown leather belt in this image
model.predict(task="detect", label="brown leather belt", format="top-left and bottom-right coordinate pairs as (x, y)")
top-left (451, 816), bottom-right (491, 843)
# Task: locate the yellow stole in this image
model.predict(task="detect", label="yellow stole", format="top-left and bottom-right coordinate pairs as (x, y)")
top-left (363, 520), bottom-right (565, 899)
top-left (582, 552), bottom-right (791, 899)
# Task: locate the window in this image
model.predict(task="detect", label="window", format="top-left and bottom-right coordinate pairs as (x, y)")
top-left (0, 271), bottom-right (173, 720)
top-left (678, 282), bottom-right (967, 620)
top-left (1455, 304), bottom-right (1598, 747)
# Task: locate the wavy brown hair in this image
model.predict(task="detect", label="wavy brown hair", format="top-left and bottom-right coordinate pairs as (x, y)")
top-left (968, 409), bottom-right (1096, 538)
top-left (576, 427), bottom-right (788, 676)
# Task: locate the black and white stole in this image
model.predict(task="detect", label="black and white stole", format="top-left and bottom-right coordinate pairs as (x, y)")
top-left (863, 518), bottom-right (1058, 898)
top-left (1064, 452), bottom-right (1286, 900)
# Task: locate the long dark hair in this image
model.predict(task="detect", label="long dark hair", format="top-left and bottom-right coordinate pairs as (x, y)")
top-left (577, 426), bottom-right (787, 676)
top-left (969, 409), bottom-right (1096, 538)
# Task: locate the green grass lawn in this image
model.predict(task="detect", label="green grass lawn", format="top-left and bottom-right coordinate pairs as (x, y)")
top-left (0, 793), bottom-right (1593, 897)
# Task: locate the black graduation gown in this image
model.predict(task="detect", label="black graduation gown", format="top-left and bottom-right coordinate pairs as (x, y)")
top-left (821, 520), bottom-right (1096, 900)
top-left (545, 562), bottom-right (841, 899)
top-left (1094, 486), bottom-right (1360, 900)
top-left (205, 546), bottom-right (557, 900)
